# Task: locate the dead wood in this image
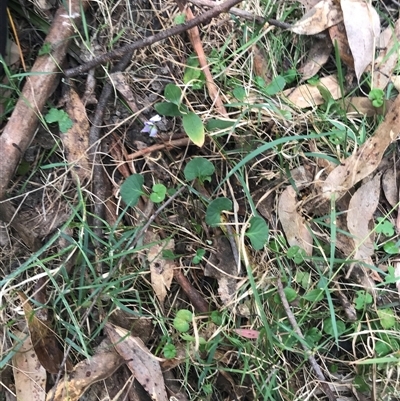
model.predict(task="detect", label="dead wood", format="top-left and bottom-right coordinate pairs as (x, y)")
top-left (64, 0), bottom-right (244, 78)
top-left (0, 0), bottom-right (88, 202)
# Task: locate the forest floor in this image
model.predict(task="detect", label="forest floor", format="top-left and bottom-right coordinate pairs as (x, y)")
top-left (1, 0), bottom-right (400, 400)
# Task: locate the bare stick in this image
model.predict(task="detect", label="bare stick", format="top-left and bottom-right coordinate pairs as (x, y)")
top-left (276, 278), bottom-right (337, 401)
top-left (64, 0), bottom-right (243, 77)
top-left (189, 0), bottom-right (264, 23)
top-left (176, 0), bottom-right (228, 116)
top-left (0, 0), bottom-right (88, 201)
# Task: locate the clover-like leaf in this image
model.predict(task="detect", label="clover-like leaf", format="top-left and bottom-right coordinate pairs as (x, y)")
top-left (120, 174), bottom-right (144, 207)
top-left (245, 216), bottom-right (269, 250)
top-left (150, 183), bottom-right (167, 203)
top-left (205, 197), bottom-right (232, 226)
top-left (183, 157), bottom-right (215, 182)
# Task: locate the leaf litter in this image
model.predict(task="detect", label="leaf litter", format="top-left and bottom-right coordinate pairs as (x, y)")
top-left (1, 0), bottom-right (400, 400)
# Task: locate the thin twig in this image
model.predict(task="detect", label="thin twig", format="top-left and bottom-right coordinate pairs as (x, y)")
top-left (189, 0), bottom-right (264, 24)
top-left (276, 278), bottom-right (337, 401)
top-left (64, 0), bottom-right (243, 77)
top-left (176, 0), bottom-right (228, 116)
top-left (126, 137), bottom-right (191, 160)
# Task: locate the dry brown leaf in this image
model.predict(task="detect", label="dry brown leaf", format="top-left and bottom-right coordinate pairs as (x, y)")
top-left (105, 323), bottom-right (168, 401)
top-left (299, 35), bottom-right (333, 80)
top-left (62, 87), bottom-right (90, 183)
top-left (394, 76), bottom-right (400, 92)
top-left (382, 168), bottom-right (399, 208)
top-left (321, 94), bottom-right (400, 200)
top-left (342, 96), bottom-right (389, 117)
top-left (12, 330), bottom-right (46, 401)
top-left (110, 72), bottom-right (144, 119)
top-left (204, 236), bottom-right (239, 305)
top-left (347, 173), bottom-right (381, 267)
top-left (297, 0), bottom-right (322, 11)
top-left (278, 186), bottom-right (313, 256)
top-left (290, 0), bottom-right (343, 35)
top-left (328, 22), bottom-right (354, 69)
top-left (147, 236), bottom-right (175, 305)
top-left (374, 19), bottom-right (400, 90)
top-left (341, 0), bottom-right (380, 82)
top-left (252, 45), bottom-right (270, 83)
top-left (46, 341), bottom-right (123, 401)
top-left (282, 75), bottom-right (342, 108)
top-left (18, 292), bottom-right (73, 374)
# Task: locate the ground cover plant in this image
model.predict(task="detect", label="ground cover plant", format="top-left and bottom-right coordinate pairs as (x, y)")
top-left (0, 0), bottom-right (400, 400)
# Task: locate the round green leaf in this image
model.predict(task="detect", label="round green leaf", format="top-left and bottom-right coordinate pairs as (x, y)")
top-left (182, 112), bottom-right (205, 147)
top-left (383, 241), bottom-right (400, 255)
top-left (163, 343), bottom-right (177, 359)
top-left (245, 216), bottom-right (269, 250)
top-left (205, 197), bottom-right (232, 227)
top-left (173, 317), bottom-right (190, 332)
top-left (164, 84), bottom-right (182, 105)
top-left (377, 308), bottom-right (396, 329)
top-left (183, 157), bottom-right (215, 182)
top-left (150, 183), bottom-right (167, 203)
top-left (323, 319), bottom-right (346, 337)
top-left (120, 174), bottom-right (144, 207)
top-left (154, 102), bottom-right (182, 117)
top-left (176, 309), bottom-right (193, 322)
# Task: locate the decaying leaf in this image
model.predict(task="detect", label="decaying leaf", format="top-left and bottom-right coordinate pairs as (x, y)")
top-left (321, 94), bottom-right (400, 200)
top-left (282, 75), bottom-right (342, 108)
top-left (299, 35), bottom-right (333, 80)
top-left (328, 22), bottom-right (354, 69)
top-left (18, 292), bottom-right (73, 374)
top-left (110, 72), bottom-right (144, 119)
top-left (147, 233), bottom-right (175, 305)
top-left (278, 186), bottom-right (313, 256)
top-left (382, 168), bottom-right (399, 208)
top-left (204, 236), bottom-right (239, 305)
top-left (12, 330), bottom-right (46, 401)
top-left (46, 340), bottom-right (123, 401)
top-left (105, 323), bottom-right (168, 401)
top-left (347, 173), bottom-right (381, 273)
top-left (62, 87), bottom-right (90, 183)
top-left (290, 0), bottom-right (343, 35)
top-left (342, 96), bottom-right (389, 117)
top-left (252, 45), bottom-right (270, 83)
top-left (374, 18), bottom-right (400, 90)
top-left (341, 0), bottom-right (381, 82)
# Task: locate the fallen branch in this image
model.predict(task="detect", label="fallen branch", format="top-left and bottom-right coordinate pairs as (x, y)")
top-left (64, 0), bottom-right (243, 78)
top-left (0, 0), bottom-right (88, 201)
top-left (189, 0), bottom-right (264, 24)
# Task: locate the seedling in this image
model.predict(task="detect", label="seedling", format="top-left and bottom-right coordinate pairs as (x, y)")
top-left (173, 309), bottom-right (193, 333)
top-left (150, 183), bottom-right (167, 203)
top-left (192, 248), bottom-right (205, 264)
top-left (183, 157), bottom-right (215, 183)
top-left (183, 54), bottom-right (206, 90)
top-left (155, 84), bottom-right (205, 146)
top-left (369, 88), bottom-right (385, 108)
top-left (45, 108), bottom-right (73, 133)
top-left (163, 343), bottom-right (177, 359)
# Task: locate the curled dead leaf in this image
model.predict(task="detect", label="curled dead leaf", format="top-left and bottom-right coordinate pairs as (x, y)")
top-left (321, 94), bottom-right (400, 199)
top-left (105, 323), bottom-right (168, 401)
top-left (18, 292), bottom-right (73, 374)
top-left (12, 330), bottom-right (46, 401)
top-left (341, 0), bottom-right (380, 82)
top-left (46, 341), bottom-right (123, 401)
top-left (278, 186), bottom-right (313, 256)
top-left (290, 0), bottom-right (343, 35)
